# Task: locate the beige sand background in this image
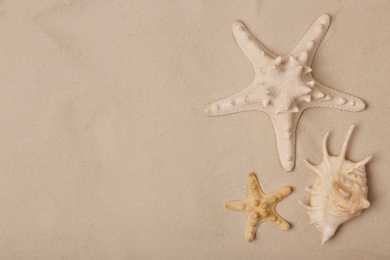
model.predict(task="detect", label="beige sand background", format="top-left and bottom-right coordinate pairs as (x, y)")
top-left (0, 0), bottom-right (389, 259)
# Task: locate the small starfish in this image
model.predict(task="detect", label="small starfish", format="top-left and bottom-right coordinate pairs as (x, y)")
top-left (205, 15), bottom-right (366, 171)
top-left (225, 173), bottom-right (292, 242)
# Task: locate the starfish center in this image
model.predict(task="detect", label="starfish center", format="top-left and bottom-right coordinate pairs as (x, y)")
top-left (256, 56), bottom-right (313, 114)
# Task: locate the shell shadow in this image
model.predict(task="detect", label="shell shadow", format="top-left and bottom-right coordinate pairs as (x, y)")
top-left (364, 156), bottom-right (377, 207)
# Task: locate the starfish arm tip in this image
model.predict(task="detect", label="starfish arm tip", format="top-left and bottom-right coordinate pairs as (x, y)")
top-left (204, 103), bottom-right (222, 117)
top-left (285, 186), bottom-right (293, 195)
top-left (225, 200), bottom-right (246, 211)
top-left (280, 222), bottom-right (291, 231)
top-left (245, 236), bottom-right (254, 242)
top-left (225, 201), bottom-right (239, 210)
top-left (275, 186), bottom-right (293, 198)
top-left (320, 14), bottom-right (331, 24)
top-left (204, 104), bottom-right (213, 116)
top-left (203, 101), bottom-right (228, 116)
top-left (232, 20), bottom-right (244, 29)
top-left (270, 215), bottom-right (291, 230)
top-left (315, 14), bottom-right (331, 32)
top-left (357, 99), bottom-right (367, 111)
top-left (290, 14), bottom-right (332, 63)
top-left (282, 159), bottom-right (295, 172)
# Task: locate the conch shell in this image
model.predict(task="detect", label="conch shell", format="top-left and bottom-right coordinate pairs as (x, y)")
top-left (301, 125), bottom-right (372, 244)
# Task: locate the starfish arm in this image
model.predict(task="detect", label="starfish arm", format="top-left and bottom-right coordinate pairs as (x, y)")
top-left (268, 113), bottom-right (300, 171)
top-left (204, 84), bottom-right (266, 116)
top-left (290, 14), bottom-right (331, 66)
top-left (267, 209), bottom-right (291, 231)
top-left (232, 21), bottom-right (276, 69)
top-left (304, 81), bottom-right (366, 111)
top-left (245, 214), bottom-right (261, 242)
top-left (225, 173), bottom-right (293, 242)
top-left (225, 200), bottom-right (248, 212)
top-left (247, 173), bottom-right (265, 198)
top-left (268, 186), bottom-right (293, 203)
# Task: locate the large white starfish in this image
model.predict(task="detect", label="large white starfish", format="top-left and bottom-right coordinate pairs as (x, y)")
top-left (205, 14), bottom-right (366, 172)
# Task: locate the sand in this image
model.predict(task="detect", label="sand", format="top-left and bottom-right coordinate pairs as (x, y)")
top-left (0, 0), bottom-right (389, 259)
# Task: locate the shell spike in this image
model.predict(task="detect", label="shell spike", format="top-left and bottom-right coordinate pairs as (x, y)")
top-left (299, 200), bottom-right (311, 211)
top-left (304, 126), bottom-right (371, 245)
top-left (340, 125), bottom-right (355, 159)
top-left (322, 132), bottom-right (330, 157)
top-left (304, 160), bottom-right (322, 177)
top-left (356, 155), bottom-right (373, 169)
top-left (322, 132), bottom-right (332, 167)
top-left (305, 187), bottom-right (324, 195)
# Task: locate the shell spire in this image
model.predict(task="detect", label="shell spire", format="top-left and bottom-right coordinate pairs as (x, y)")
top-left (321, 226), bottom-right (337, 245)
top-left (302, 125), bottom-right (372, 244)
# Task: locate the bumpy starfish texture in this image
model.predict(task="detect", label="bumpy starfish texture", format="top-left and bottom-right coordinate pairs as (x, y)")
top-left (205, 15), bottom-right (366, 171)
top-left (225, 173), bottom-right (292, 242)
